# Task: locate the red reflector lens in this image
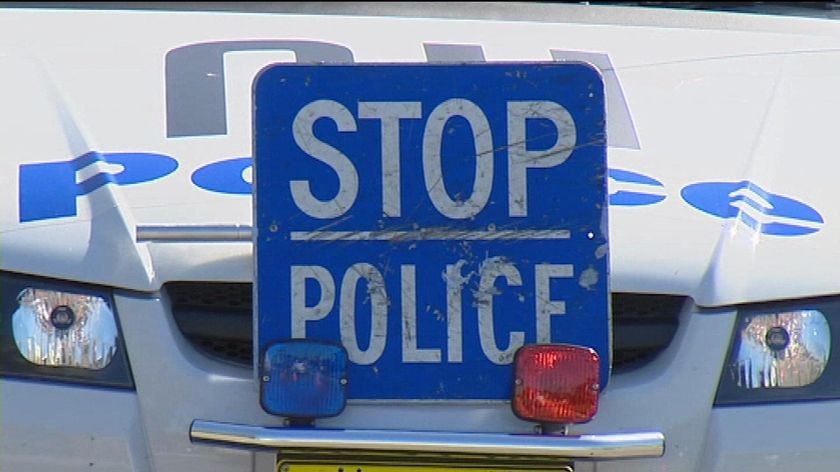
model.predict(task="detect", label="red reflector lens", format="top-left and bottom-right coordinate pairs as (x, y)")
top-left (512, 344), bottom-right (600, 424)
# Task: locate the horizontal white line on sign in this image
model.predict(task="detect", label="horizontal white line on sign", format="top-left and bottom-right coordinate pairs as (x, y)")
top-left (290, 229), bottom-right (571, 242)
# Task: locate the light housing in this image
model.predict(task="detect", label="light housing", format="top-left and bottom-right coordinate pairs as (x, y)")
top-left (13, 288), bottom-right (118, 369)
top-left (0, 273), bottom-right (133, 389)
top-left (730, 310), bottom-right (829, 389)
top-left (260, 340), bottom-right (348, 418)
top-left (716, 299), bottom-right (840, 405)
top-left (512, 344), bottom-right (600, 424)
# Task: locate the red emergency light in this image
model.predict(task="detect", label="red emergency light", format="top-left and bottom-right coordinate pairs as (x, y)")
top-left (512, 344), bottom-right (600, 424)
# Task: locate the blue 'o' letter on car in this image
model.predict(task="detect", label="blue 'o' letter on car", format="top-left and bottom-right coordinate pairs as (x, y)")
top-left (19, 152), bottom-right (178, 222)
top-left (681, 180), bottom-right (824, 236)
top-left (608, 169), bottom-right (666, 206)
top-left (191, 157), bottom-right (253, 195)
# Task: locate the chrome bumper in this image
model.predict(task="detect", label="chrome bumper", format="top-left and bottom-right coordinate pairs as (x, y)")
top-left (190, 420), bottom-right (664, 461)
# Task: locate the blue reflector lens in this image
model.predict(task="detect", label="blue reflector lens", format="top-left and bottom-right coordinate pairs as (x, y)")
top-left (260, 341), bottom-right (348, 418)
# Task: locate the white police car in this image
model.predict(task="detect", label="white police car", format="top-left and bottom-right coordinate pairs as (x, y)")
top-left (2, 3), bottom-right (839, 471)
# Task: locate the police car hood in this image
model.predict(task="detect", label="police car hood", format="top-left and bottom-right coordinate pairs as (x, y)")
top-left (1, 5), bottom-right (840, 307)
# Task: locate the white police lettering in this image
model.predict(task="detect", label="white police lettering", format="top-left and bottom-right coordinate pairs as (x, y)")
top-left (358, 102), bottom-right (422, 217)
top-left (476, 257), bottom-right (524, 365)
top-left (423, 99), bottom-right (494, 219)
top-left (340, 263), bottom-right (388, 365)
top-left (281, 98), bottom-right (582, 367)
top-left (507, 101), bottom-right (576, 217)
top-left (287, 99), bottom-right (580, 220)
top-left (535, 264), bottom-right (574, 343)
top-left (290, 265), bottom-right (335, 338)
top-left (290, 100), bottom-right (359, 218)
top-left (444, 261), bottom-right (469, 363)
top-left (401, 265), bottom-right (442, 363)
top-left (288, 259), bottom-right (576, 365)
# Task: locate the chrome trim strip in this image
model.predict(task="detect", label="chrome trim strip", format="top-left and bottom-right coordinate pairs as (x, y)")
top-left (136, 225), bottom-right (253, 242)
top-left (190, 420), bottom-right (665, 460)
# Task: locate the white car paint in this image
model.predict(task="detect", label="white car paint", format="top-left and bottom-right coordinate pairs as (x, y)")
top-left (2, 6), bottom-right (839, 306)
top-left (2, 3), bottom-right (840, 471)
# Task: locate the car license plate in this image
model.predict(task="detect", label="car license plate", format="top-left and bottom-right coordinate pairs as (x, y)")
top-left (254, 63), bottom-right (609, 401)
top-left (279, 463), bottom-right (572, 472)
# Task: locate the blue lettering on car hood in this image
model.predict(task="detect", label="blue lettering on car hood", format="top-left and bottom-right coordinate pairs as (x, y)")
top-left (609, 169), bottom-right (666, 206)
top-left (682, 181), bottom-right (824, 236)
top-left (18, 152), bottom-right (177, 222)
top-left (18, 152), bottom-right (825, 238)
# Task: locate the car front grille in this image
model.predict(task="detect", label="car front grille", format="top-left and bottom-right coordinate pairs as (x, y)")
top-left (610, 293), bottom-right (684, 372)
top-left (167, 282), bottom-right (684, 371)
top-left (167, 282), bottom-right (253, 365)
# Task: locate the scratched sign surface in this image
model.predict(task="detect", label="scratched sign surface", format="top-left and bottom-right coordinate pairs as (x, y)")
top-left (254, 63), bottom-right (608, 400)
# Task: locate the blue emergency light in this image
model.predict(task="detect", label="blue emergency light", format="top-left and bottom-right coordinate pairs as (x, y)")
top-left (260, 340), bottom-right (348, 418)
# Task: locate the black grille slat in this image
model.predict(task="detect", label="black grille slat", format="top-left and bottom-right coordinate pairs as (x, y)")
top-left (611, 294), bottom-right (684, 372)
top-left (173, 309), bottom-right (252, 342)
top-left (167, 282), bottom-right (252, 312)
top-left (167, 283), bottom-right (683, 371)
top-left (197, 338), bottom-right (252, 365)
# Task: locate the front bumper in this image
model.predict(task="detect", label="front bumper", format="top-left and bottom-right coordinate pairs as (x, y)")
top-left (189, 421), bottom-right (664, 460)
top-left (5, 290), bottom-right (840, 471)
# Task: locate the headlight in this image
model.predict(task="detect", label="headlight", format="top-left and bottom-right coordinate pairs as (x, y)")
top-left (0, 273), bottom-right (133, 389)
top-left (715, 299), bottom-right (838, 405)
top-left (13, 288), bottom-right (119, 369)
